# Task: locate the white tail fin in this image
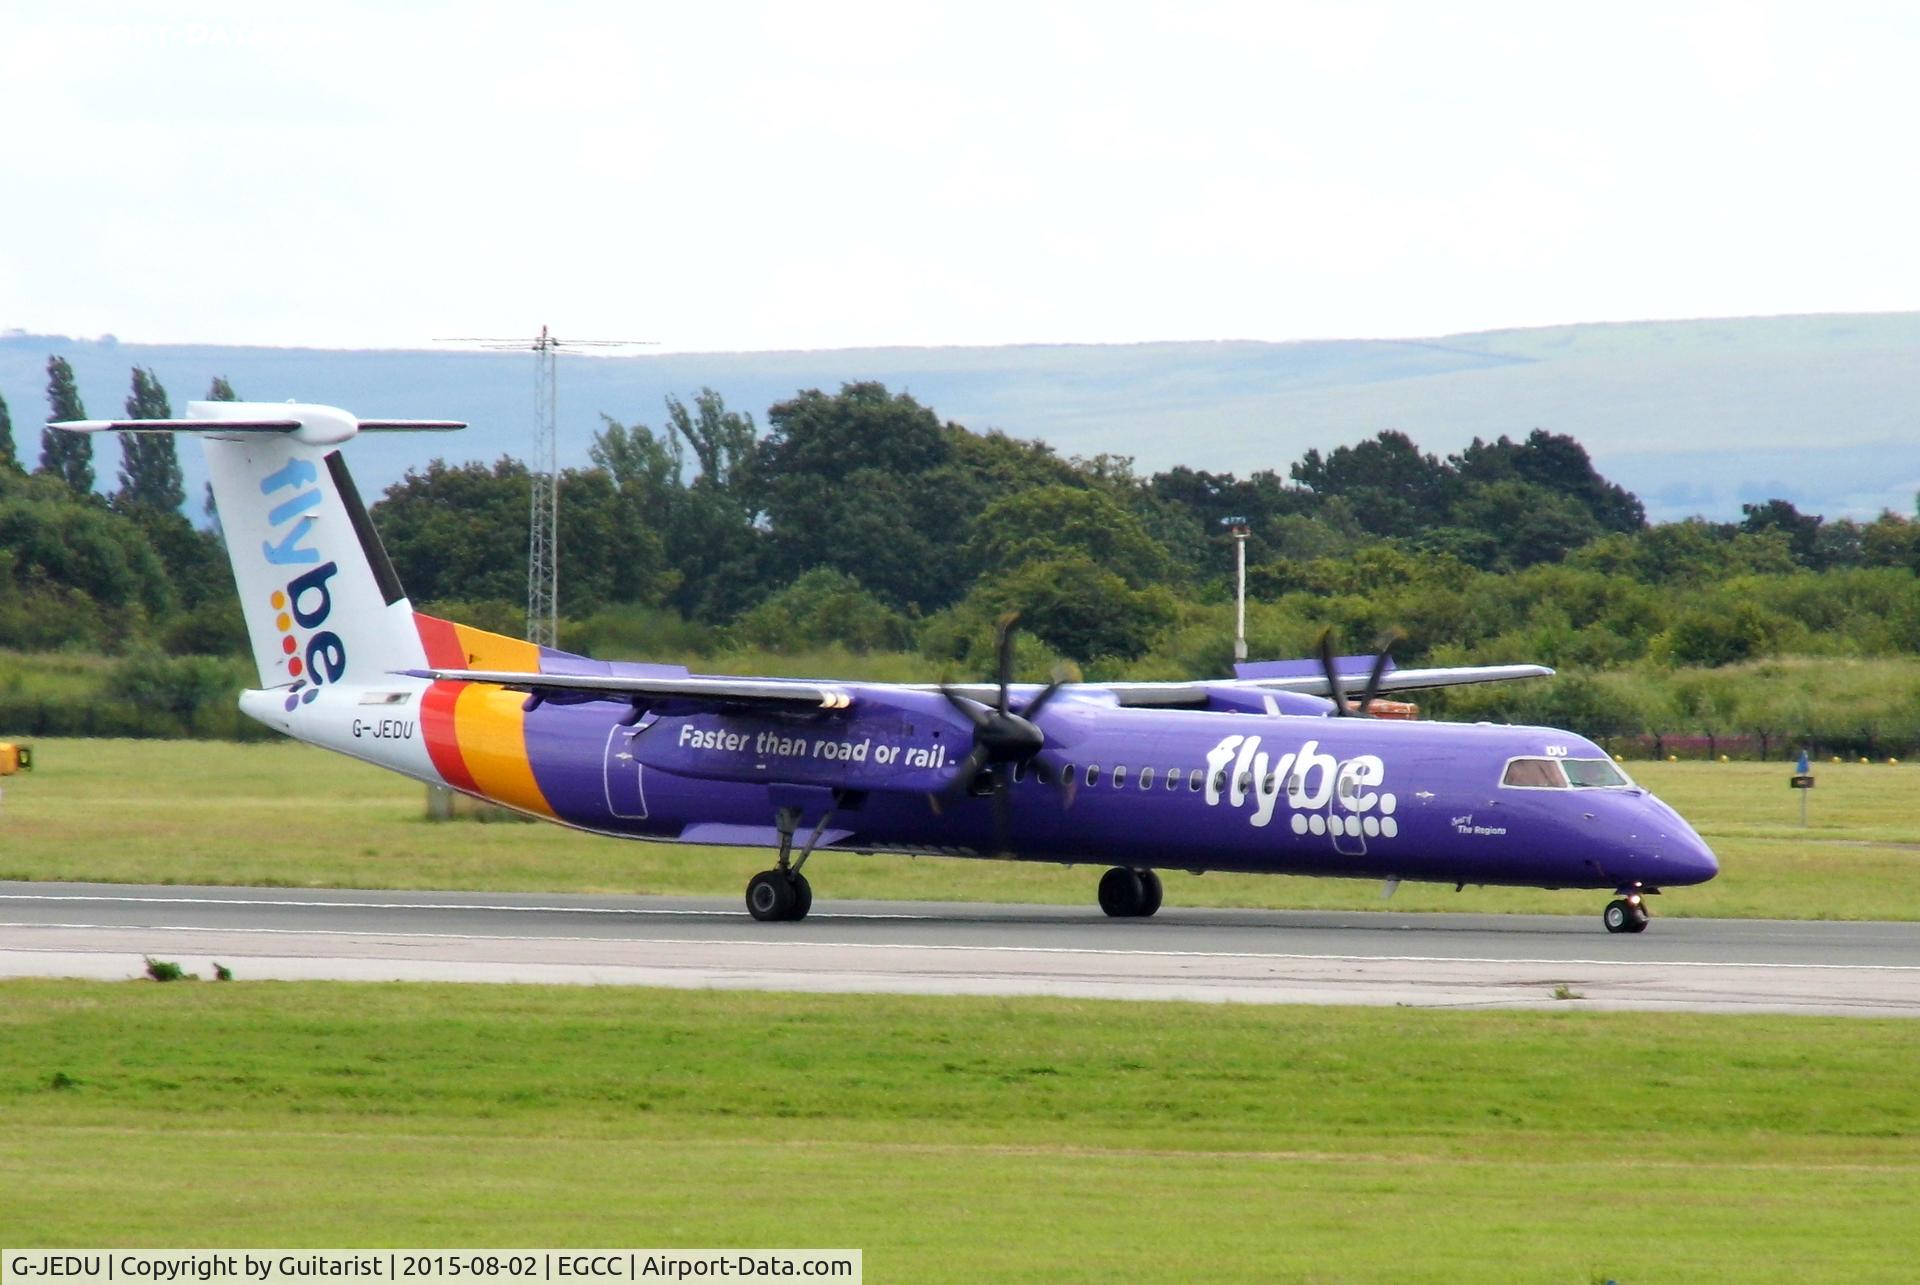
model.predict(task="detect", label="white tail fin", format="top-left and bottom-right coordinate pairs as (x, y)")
top-left (57, 401), bottom-right (463, 696)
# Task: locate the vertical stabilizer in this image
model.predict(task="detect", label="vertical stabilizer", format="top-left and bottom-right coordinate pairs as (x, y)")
top-left (194, 401), bottom-right (428, 699)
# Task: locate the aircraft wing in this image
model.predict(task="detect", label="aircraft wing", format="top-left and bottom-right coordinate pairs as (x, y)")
top-left (1088, 663), bottom-right (1555, 708)
top-left (409, 660), bottom-right (1548, 715)
top-left (405, 668), bottom-right (855, 711)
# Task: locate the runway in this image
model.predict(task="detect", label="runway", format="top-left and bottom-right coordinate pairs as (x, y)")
top-left (2, 880), bottom-right (1916, 1017)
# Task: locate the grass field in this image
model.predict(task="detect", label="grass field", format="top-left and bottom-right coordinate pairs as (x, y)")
top-left (2, 738), bottom-right (1917, 919)
top-left (2, 980), bottom-right (1915, 1279)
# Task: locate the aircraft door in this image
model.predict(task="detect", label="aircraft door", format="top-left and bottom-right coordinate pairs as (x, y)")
top-left (604, 723), bottom-right (649, 819)
top-left (1328, 758), bottom-right (1368, 857)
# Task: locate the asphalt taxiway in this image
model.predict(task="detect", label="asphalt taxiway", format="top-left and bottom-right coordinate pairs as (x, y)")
top-left (2, 881), bottom-right (1915, 1016)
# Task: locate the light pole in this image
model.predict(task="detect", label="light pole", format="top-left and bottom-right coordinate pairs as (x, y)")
top-left (1222, 516), bottom-right (1249, 663)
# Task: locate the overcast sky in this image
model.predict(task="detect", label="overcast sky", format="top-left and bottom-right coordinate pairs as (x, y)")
top-left (4, 2), bottom-right (1916, 353)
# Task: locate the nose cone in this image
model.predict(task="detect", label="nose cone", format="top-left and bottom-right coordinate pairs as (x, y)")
top-left (1646, 799), bottom-right (1719, 885)
top-left (1669, 823), bottom-right (1720, 885)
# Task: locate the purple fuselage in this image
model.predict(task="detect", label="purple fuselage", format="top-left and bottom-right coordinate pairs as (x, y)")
top-left (519, 689), bottom-right (1719, 894)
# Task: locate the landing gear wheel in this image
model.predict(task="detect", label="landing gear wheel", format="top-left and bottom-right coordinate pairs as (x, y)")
top-left (1098, 867), bottom-right (1152, 918)
top-left (1603, 898), bottom-right (1649, 934)
top-left (747, 870), bottom-right (805, 922)
top-left (1136, 869), bottom-right (1163, 917)
top-left (790, 871), bottom-right (813, 920)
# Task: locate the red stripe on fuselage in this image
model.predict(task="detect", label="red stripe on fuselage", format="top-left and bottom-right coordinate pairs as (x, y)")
top-left (413, 615), bottom-right (478, 791)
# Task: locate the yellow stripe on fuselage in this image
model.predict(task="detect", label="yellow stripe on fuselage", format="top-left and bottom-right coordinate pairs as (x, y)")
top-left (453, 676), bottom-right (555, 819)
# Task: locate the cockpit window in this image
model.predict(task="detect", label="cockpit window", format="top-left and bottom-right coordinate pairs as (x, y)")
top-left (1502, 758), bottom-right (1567, 788)
top-left (1564, 758), bottom-right (1632, 788)
top-left (1502, 757), bottom-right (1635, 789)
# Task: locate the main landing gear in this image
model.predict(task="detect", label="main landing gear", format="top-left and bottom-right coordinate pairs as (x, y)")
top-left (1098, 867), bottom-right (1163, 918)
top-left (746, 804), bottom-right (832, 923)
top-left (1603, 893), bottom-right (1651, 934)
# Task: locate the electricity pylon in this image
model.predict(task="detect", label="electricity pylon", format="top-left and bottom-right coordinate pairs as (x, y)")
top-left (438, 326), bottom-right (651, 647)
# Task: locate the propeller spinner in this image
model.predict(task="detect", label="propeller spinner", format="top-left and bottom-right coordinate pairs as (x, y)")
top-left (936, 614), bottom-right (1075, 849)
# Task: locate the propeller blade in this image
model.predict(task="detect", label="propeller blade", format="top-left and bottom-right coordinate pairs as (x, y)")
top-left (992, 773), bottom-right (1012, 854)
top-left (946, 743), bottom-right (993, 794)
top-left (1317, 629), bottom-right (1351, 716)
top-left (1021, 679), bottom-right (1065, 722)
top-left (1020, 662), bottom-right (1079, 723)
top-left (1356, 629), bottom-right (1403, 717)
top-left (940, 686), bottom-right (994, 730)
top-left (994, 612), bottom-right (1021, 714)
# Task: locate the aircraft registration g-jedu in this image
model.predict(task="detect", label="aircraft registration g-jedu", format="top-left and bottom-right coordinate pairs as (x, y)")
top-left (56, 404), bottom-right (1717, 933)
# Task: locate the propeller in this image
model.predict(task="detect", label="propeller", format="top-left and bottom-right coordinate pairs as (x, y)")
top-left (1318, 628), bottom-right (1404, 716)
top-left (934, 614), bottom-right (1076, 850)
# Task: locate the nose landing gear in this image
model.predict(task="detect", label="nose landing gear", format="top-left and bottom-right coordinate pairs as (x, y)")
top-left (1603, 894), bottom-right (1651, 934)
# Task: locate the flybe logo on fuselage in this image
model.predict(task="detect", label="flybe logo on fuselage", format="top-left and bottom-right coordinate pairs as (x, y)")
top-left (1202, 733), bottom-right (1401, 839)
top-left (260, 458), bottom-right (346, 710)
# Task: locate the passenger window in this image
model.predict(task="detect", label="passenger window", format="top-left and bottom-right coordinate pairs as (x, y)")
top-left (1139, 766), bottom-right (1155, 789)
top-left (1113, 765), bottom-right (1128, 788)
top-left (1502, 758), bottom-right (1568, 788)
top-left (1193, 771), bottom-right (1206, 792)
top-left (1086, 764), bottom-right (1101, 788)
top-left (1012, 761), bottom-right (1027, 783)
top-left (1166, 767), bottom-right (1181, 790)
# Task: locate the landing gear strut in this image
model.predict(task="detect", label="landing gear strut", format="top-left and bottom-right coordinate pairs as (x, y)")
top-left (1098, 867), bottom-right (1163, 918)
top-left (1603, 895), bottom-right (1651, 934)
top-left (746, 805), bottom-right (831, 923)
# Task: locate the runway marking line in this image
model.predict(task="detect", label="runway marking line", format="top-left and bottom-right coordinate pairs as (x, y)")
top-left (1, 920), bottom-right (1916, 972)
top-left (0, 892), bottom-right (927, 920)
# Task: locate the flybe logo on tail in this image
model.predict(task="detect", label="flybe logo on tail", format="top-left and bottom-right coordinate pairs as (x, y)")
top-left (261, 457), bottom-right (323, 565)
top-left (260, 458), bottom-right (347, 710)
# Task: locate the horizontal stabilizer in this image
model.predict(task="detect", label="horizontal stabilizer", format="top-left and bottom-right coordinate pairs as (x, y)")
top-left (51, 418), bottom-right (304, 433)
top-left (51, 401), bottom-right (465, 447)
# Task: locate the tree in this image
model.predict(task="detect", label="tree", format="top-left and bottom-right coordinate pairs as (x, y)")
top-left (962, 555), bottom-right (1175, 662)
top-left (1291, 431), bottom-right (1455, 539)
top-left (207, 376), bottom-right (238, 401)
top-left (1453, 430), bottom-right (1645, 532)
top-left (1740, 498), bottom-right (1820, 567)
top-left (373, 457), bottom-right (673, 615)
top-left (38, 355), bottom-right (93, 495)
top-left (732, 567), bottom-right (914, 652)
top-left (756, 383), bottom-right (970, 610)
top-left (965, 485), bottom-right (1173, 586)
top-left (665, 388), bottom-right (758, 501)
top-left (115, 367), bottom-right (185, 512)
top-left (1447, 479), bottom-right (1604, 570)
top-left (0, 390), bottom-right (19, 474)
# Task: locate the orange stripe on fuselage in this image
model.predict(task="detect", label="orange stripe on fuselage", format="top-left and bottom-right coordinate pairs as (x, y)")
top-left (412, 613), bottom-right (553, 813)
top-left (452, 682), bottom-right (554, 817)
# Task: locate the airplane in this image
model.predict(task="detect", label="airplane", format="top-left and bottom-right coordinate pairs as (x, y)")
top-left (55, 403), bottom-right (1717, 934)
